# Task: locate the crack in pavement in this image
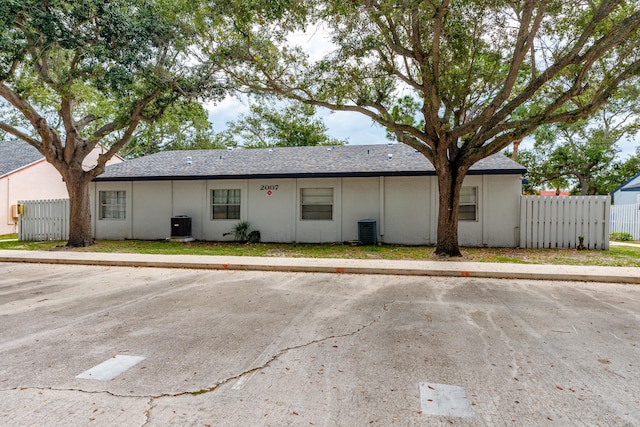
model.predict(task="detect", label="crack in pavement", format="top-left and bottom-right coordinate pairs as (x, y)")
top-left (141, 397), bottom-right (154, 427)
top-left (2, 302), bottom-right (392, 426)
top-left (190, 301), bottom-right (392, 396)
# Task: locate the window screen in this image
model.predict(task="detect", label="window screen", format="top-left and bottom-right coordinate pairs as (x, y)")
top-left (301, 188), bottom-right (333, 220)
top-left (99, 191), bottom-right (126, 220)
top-left (212, 189), bottom-right (241, 220)
top-left (459, 187), bottom-right (477, 221)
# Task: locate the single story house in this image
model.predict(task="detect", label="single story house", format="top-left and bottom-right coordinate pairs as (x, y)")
top-left (91, 144), bottom-right (527, 247)
top-left (0, 139), bottom-right (123, 235)
top-left (1, 140), bottom-right (69, 235)
top-left (612, 172), bottom-right (640, 205)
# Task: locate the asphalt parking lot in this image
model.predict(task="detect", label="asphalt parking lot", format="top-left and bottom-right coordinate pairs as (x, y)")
top-left (0, 262), bottom-right (638, 426)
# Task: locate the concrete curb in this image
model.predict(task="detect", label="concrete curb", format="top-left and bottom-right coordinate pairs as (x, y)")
top-left (1, 250), bottom-right (639, 284)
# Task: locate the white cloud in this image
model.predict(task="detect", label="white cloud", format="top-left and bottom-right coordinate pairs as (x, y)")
top-left (318, 109), bottom-right (388, 145)
top-left (205, 96), bottom-right (250, 131)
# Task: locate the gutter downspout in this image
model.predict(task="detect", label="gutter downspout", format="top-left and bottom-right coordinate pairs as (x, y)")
top-left (6, 177), bottom-right (12, 228)
top-left (379, 176), bottom-right (385, 242)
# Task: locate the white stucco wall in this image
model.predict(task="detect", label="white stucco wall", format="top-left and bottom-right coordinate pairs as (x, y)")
top-left (202, 179), bottom-right (249, 241)
top-left (1, 161), bottom-right (68, 235)
top-left (456, 175), bottom-right (522, 247)
top-left (92, 173), bottom-right (523, 247)
top-left (172, 180), bottom-right (206, 239)
top-left (340, 177), bottom-right (381, 242)
top-left (294, 178), bottom-right (342, 243)
top-left (132, 181), bottom-right (172, 239)
top-left (247, 179), bottom-right (295, 242)
top-left (382, 176), bottom-right (433, 245)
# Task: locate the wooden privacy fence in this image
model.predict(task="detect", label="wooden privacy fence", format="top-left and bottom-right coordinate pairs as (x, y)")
top-left (610, 203), bottom-right (640, 240)
top-left (520, 196), bottom-right (610, 250)
top-left (18, 199), bottom-right (70, 241)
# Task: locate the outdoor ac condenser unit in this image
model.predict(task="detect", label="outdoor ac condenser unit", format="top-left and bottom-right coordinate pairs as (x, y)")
top-left (358, 219), bottom-right (377, 245)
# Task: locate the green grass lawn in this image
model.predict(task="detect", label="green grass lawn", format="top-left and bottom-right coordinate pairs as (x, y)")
top-left (1, 238), bottom-right (638, 267)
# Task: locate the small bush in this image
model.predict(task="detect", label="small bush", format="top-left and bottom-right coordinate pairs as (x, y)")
top-left (610, 232), bottom-right (633, 241)
top-left (224, 221), bottom-right (260, 243)
top-left (247, 230), bottom-right (261, 243)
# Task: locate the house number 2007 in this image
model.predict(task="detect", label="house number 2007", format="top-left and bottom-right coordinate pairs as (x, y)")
top-left (260, 185), bottom-right (279, 190)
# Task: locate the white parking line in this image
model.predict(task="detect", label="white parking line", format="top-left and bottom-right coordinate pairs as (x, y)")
top-left (419, 382), bottom-right (475, 418)
top-left (76, 355), bottom-right (146, 381)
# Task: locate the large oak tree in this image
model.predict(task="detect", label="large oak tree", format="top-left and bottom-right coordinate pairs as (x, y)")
top-left (518, 86), bottom-right (640, 195)
top-left (0, 0), bottom-right (220, 246)
top-left (204, 0), bottom-right (640, 256)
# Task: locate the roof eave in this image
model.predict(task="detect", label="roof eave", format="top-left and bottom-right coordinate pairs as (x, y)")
top-left (0, 158), bottom-right (47, 179)
top-left (93, 168), bottom-right (527, 182)
top-left (612, 171), bottom-right (640, 194)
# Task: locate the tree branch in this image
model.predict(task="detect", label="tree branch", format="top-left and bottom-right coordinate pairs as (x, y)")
top-left (88, 88), bottom-right (163, 177)
top-left (0, 122), bottom-right (41, 148)
top-left (477, 56), bottom-right (640, 151)
top-left (0, 82), bottom-right (64, 161)
top-left (469, 9), bottom-right (640, 149)
top-left (461, 0), bottom-right (547, 137)
top-left (60, 96), bottom-right (78, 164)
top-left (76, 115), bottom-right (98, 132)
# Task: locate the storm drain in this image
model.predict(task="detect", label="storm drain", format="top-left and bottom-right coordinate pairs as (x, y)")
top-left (76, 355), bottom-right (146, 381)
top-left (419, 382), bottom-right (474, 418)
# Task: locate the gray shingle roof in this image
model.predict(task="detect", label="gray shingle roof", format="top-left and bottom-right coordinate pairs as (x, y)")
top-left (94, 144), bottom-right (526, 181)
top-left (0, 140), bottom-right (45, 177)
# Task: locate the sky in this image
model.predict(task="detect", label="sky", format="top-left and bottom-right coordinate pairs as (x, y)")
top-left (206, 95), bottom-right (389, 146)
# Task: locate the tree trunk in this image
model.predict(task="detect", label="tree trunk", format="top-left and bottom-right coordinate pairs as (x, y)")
top-left (434, 159), bottom-right (468, 257)
top-left (577, 175), bottom-right (589, 196)
top-left (64, 168), bottom-right (94, 247)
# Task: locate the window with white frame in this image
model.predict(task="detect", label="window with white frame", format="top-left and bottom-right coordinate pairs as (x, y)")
top-left (99, 191), bottom-right (126, 220)
top-left (301, 188), bottom-right (333, 220)
top-left (211, 189), bottom-right (241, 220)
top-left (459, 187), bottom-right (477, 221)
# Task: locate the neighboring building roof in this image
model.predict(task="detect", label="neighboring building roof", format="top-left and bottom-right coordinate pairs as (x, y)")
top-left (622, 184), bottom-right (640, 192)
top-left (612, 172), bottom-right (640, 194)
top-left (539, 190), bottom-right (570, 196)
top-left (94, 144), bottom-right (527, 182)
top-left (613, 172), bottom-right (640, 194)
top-left (0, 140), bottom-right (44, 177)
